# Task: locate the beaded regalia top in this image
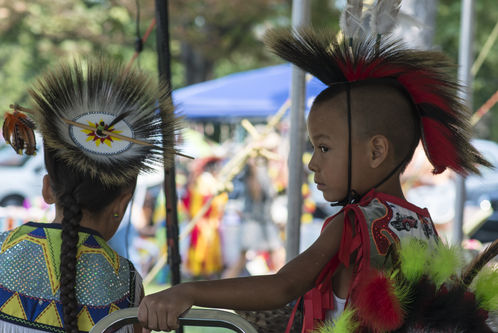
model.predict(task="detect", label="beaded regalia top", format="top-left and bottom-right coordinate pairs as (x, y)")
top-left (296, 189), bottom-right (439, 332)
top-left (0, 223), bottom-right (138, 333)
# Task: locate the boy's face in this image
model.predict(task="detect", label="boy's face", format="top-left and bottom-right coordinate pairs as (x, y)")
top-left (307, 96), bottom-right (369, 202)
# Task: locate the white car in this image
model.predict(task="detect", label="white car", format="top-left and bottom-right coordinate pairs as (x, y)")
top-left (0, 141), bottom-right (45, 206)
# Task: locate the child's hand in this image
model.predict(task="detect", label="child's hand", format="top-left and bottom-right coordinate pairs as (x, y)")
top-left (138, 284), bottom-right (194, 332)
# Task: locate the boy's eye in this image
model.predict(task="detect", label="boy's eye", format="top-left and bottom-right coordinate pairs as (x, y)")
top-left (318, 145), bottom-right (328, 153)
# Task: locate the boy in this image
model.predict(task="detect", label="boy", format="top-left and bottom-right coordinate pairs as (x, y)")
top-left (138, 29), bottom-right (490, 333)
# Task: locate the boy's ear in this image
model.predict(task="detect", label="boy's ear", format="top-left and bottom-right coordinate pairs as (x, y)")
top-left (368, 135), bottom-right (389, 168)
top-left (42, 174), bottom-right (56, 204)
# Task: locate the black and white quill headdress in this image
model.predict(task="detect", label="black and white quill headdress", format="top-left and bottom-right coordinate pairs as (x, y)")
top-left (28, 59), bottom-right (181, 186)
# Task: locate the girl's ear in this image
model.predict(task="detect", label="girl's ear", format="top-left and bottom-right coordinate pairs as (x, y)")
top-left (369, 135), bottom-right (389, 168)
top-left (110, 189), bottom-right (134, 221)
top-left (42, 174), bottom-right (56, 204)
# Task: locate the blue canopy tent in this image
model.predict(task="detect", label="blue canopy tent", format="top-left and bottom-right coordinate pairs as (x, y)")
top-left (172, 64), bottom-right (327, 121)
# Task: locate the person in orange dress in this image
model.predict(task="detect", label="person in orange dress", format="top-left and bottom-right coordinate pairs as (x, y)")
top-left (182, 157), bottom-right (228, 278)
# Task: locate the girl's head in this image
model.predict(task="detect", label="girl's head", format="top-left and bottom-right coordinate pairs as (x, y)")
top-left (42, 146), bottom-right (135, 240)
top-left (307, 81), bottom-right (420, 202)
top-left (27, 58), bottom-right (179, 333)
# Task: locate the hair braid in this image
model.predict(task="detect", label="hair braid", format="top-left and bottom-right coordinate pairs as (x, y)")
top-left (60, 192), bottom-right (83, 333)
top-left (44, 146), bottom-right (131, 333)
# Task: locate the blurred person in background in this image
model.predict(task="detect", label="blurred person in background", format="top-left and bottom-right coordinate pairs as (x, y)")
top-left (401, 143), bottom-right (456, 238)
top-left (182, 156), bottom-right (227, 279)
top-left (223, 155), bottom-right (284, 278)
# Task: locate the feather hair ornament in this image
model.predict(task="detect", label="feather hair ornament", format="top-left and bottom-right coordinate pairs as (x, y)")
top-left (339, 0), bottom-right (365, 40)
top-left (369, 0), bottom-right (402, 36)
top-left (263, 28), bottom-right (492, 175)
top-left (28, 59), bottom-right (182, 186)
top-left (2, 105), bottom-right (37, 155)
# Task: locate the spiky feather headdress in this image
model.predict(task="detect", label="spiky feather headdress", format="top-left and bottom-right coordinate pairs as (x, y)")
top-left (264, 28), bottom-right (491, 176)
top-left (27, 59), bottom-right (181, 186)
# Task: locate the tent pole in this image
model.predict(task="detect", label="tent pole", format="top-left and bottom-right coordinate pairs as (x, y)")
top-left (453, 0), bottom-right (475, 245)
top-left (286, 0), bottom-right (310, 262)
top-left (155, 0), bottom-right (183, 297)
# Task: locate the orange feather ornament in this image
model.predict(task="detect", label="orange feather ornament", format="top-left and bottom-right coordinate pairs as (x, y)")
top-left (2, 107), bottom-right (37, 155)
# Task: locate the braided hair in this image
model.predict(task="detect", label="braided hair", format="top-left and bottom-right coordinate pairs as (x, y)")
top-left (44, 147), bottom-right (131, 333)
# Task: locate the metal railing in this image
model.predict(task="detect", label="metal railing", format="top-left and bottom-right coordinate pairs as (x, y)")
top-left (89, 307), bottom-right (258, 333)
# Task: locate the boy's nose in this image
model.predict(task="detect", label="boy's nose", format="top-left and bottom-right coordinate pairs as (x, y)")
top-left (308, 155), bottom-right (317, 172)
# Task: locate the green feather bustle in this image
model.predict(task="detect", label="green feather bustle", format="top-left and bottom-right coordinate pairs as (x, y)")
top-left (399, 238), bottom-right (430, 282)
top-left (312, 308), bottom-right (359, 333)
top-left (472, 265), bottom-right (498, 312)
top-left (427, 241), bottom-right (464, 288)
top-left (390, 270), bottom-right (412, 311)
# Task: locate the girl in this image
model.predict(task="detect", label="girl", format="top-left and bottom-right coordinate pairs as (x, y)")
top-left (0, 59), bottom-right (179, 333)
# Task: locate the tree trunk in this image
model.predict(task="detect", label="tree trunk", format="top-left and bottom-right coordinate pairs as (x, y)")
top-left (181, 42), bottom-right (214, 85)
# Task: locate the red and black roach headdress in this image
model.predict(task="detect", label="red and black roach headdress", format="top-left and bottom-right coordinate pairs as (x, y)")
top-left (263, 28), bottom-right (491, 177)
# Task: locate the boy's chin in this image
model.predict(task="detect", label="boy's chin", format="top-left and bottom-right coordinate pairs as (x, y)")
top-left (322, 192), bottom-right (346, 203)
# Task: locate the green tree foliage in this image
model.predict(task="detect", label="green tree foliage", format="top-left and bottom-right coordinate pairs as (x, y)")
top-left (170, 0), bottom-right (288, 84)
top-left (169, 0), bottom-right (340, 84)
top-left (0, 0), bottom-right (294, 105)
top-left (0, 0), bottom-right (339, 106)
top-left (0, 0), bottom-right (495, 141)
top-left (0, 0), bottom-right (159, 107)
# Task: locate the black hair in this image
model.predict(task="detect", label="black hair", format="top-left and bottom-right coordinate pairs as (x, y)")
top-left (43, 145), bottom-right (133, 333)
top-left (311, 79), bottom-right (421, 173)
